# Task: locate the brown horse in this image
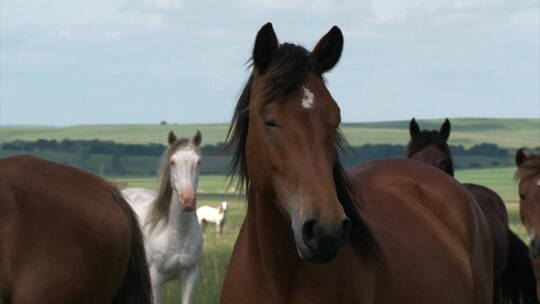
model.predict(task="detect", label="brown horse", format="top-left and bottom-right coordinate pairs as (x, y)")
top-left (220, 23), bottom-right (493, 304)
top-left (0, 155), bottom-right (152, 303)
top-left (516, 149), bottom-right (540, 301)
top-left (407, 118), bottom-right (537, 303)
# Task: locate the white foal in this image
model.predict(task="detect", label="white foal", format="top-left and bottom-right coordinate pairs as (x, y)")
top-left (197, 201), bottom-right (228, 236)
top-left (123, 131), bottom-right (204, 304)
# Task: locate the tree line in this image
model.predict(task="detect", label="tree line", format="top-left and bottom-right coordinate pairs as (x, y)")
top-left (2, 139), bottom-right (537, 176)
top-left (1, 139), bottom-right (518, 158)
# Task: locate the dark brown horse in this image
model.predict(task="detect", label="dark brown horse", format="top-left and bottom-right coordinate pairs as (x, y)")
top-left (516, 149), bottom-right (540, 301)
top-left (407, 118), bottom-right (537, 303)
top-left (0, 155), bottom-right (152, 303)
top-left (220, 23), bottom-right (493, 304)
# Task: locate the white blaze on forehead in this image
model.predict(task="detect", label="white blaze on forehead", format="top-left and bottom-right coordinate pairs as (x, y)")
top-left (301, 86), bottom-right (315, 109)
top-left (537, 179), bottom-right (540, 187)
top-left (170, 148), bottom-right (200, 191)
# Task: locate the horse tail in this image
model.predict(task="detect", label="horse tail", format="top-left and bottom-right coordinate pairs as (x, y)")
top-left (109, 187), bottom-right (154, 304)
top-left (499, 229), bottom-right (537, 304)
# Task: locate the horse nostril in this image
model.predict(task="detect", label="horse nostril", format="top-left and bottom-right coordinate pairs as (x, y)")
top-left (342, 218), bottom-right (351, 241)
top-left (302, 220), bottom-right (317, 250)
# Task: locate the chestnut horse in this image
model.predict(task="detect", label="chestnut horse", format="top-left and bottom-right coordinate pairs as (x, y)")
top-left (407, 118), bottom-right (537, 303)
top-left (516, 149), bottom-right (540, 301)
top-left (0, 155), bottom-right (152, 304)
top-left (220, 23), bottom-right (493, 304)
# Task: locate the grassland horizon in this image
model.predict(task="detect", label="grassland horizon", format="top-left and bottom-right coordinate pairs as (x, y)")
top-left (2, 118), bottom-right (539, 149)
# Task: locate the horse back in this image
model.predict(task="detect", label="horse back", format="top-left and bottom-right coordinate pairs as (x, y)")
top-left (348, 158), bottom-right (493, 304)
top-left (0, 155), bottom-right (131, 302)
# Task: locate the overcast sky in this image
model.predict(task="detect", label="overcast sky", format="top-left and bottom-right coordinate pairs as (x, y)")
top-left (1, 0), bottom-right (539, 126)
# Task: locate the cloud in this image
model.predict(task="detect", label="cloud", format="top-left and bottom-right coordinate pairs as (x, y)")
top-left (125, 0), bottom-right (185, 12)
top-left (1, 0), bottom-right (538, 125)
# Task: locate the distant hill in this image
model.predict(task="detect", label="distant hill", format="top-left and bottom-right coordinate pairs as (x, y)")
top-left (2, 118), bottom-right (539, 149)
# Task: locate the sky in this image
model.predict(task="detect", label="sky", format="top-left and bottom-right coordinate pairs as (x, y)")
top-left (1, 0), bottom-right (539, 126)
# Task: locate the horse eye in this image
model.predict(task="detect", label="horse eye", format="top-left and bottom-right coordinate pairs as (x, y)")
top-left (197, 160), bottom-right (202, 166)
top-left (170, 160), bottom-right (175, 165)
top-left (264, 120), bottom-right (278, 129)
top-left (520, 194), bottom-right (526, 200)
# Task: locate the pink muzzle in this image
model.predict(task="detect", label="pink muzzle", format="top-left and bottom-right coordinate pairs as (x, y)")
top-left (180, 189), bottom-right (196, 211)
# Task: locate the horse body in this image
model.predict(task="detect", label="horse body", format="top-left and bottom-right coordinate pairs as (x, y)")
top-left (352, 159), bottom-right (491, 304)
top-left (122, 188), bottom-right (202, 287)
top-left (0, 155), bottom-right (152, 304)
top-left (223, 158), bottom-right (492, 304)
top-left (122, 131), bottom-right (203, 304)
top-left (196, 201), bottom-right (228, 235)
top-left (221, 23), bottom-right (492, 304)
top-left (407, 118), bottom-right (537, 303)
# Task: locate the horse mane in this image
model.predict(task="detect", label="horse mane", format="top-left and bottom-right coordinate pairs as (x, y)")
top-left (406, 130), bottom-right (454, 176)
top-left (146, 137), bottom-right (191, 231)
top-left (515, 152), bottom-right (540, 182)
top-left (224, 43), bottom-right (384, 267)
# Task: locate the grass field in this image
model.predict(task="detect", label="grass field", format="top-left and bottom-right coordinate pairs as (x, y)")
top-left (114, 166), bottom-right (527, 304)
top-left (3, 118), bottom-right (539, 148)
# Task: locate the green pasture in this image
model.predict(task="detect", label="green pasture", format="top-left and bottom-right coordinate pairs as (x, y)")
top-left (3, 118), bottom-right (539, 148)
top-left (113, 166), bottom-right (527, 304)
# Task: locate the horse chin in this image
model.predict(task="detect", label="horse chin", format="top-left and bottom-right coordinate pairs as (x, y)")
top-left (182, 205), bottom-right (195, 212)
top-left (294, 236), bottom-right (339, 263)
top-left (179, 201), bottom-right (196, 212)
top-left (179, 197), bottom-right (196, 212)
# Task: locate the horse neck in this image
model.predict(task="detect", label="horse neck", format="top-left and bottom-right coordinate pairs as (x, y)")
top-left (245, 188), bottom-right (301, 292)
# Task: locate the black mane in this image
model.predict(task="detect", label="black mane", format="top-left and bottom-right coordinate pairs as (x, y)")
top-left (406, 130), bottom-right (454, 176)
top-left (224, 42), bottom-right (384, 267)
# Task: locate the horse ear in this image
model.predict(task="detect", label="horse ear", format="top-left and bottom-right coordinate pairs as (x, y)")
top-left (310, 26), bottom-right (343, 74)
top-left (409, 118), bottom-right (420, 138)
top-left (253, 22), bottom-right (278, 73)
top-left (440, 118), bottom-right (451, 141)
top-left (192, 130), bottom-right (202, 146)
top-left (516, 148), bottom-right (527, 167)
top-left (168, 131), bottom-right (177, 145)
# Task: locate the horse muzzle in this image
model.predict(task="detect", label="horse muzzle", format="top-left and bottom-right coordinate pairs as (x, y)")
top-left (180, 190), bottom-right (196, 212)
top-left (294, 217), bottom-right (351, 263)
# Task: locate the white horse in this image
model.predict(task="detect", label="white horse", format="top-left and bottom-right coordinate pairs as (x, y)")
top-left (197, 201), bottom-right (228, 236)
top-left (122, 130), bottom-right (203, 304)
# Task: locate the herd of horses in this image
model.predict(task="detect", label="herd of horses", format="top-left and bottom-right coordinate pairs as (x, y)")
top-left (0, 22), bottom-right (539, 304)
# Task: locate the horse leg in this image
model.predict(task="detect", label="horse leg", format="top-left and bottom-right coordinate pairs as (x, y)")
top-left (181, 264), bottom-right (199, 304)
top-left (150, 267), bottom-right (164, 304)
top-left (200, 220), bottom-right (206, 233)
